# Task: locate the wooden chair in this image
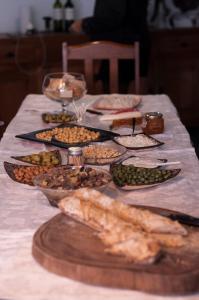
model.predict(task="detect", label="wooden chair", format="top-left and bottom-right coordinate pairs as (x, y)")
top-left (0, 121), bottom-right (5, 139)
top-left (62, 41), bottom-right (140, 94)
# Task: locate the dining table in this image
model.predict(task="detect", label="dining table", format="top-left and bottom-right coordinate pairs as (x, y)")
top-left (0, 93), bottom-right (199, 300)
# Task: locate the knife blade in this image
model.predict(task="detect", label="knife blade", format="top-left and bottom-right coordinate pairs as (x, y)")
top-left (131, 204), bottom-right (199, 227)
top-left (168, 213), bottom-right (199, 227)
top-left (86, 109), bottom-right (103, 115)
top-left (132, 117), bottom-right (136, 134)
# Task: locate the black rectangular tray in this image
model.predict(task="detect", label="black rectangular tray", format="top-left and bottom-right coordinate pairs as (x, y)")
top-left (15, 123), bottom-right (120, 149)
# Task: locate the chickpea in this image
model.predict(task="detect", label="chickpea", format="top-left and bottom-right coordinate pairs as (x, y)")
top-left (13, 165), bottom-right (53, 185)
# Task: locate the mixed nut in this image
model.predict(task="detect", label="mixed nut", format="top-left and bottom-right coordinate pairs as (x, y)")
top-left (37, 167), bottom-right (111, 190)
top-left (83, 144), bottom-right (122, 165)
top-left (83, 145), bottom-right (121, 159)
top-left (13, 165), bottom-right (54, 185)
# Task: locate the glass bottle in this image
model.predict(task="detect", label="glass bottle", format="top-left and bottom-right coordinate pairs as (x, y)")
top-left (53, 0), bottom-right (63, 32)
top-left (64, 0), bottom-right (75, 32)
top-left (67, 147), bottom-right (84, 168)
top-left (142, 112), bottom-right (164, 135)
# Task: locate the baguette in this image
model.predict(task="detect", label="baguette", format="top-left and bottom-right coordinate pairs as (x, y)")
top-left (59, 196), bottom-right (161, 263)
top-left (74, 188), bottom-right (187, 236)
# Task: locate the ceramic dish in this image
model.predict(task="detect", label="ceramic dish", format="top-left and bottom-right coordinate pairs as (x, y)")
top-left (113, 133), bottom-right (164, 150)
top-left (82, 141), bottom-right (127, 165)
top-left (120, 155), bottom-right (167, 169)
top-left (33, 166), bottom-right (112, 207)
top-left (16, 124), bottom-right (119, 149)
top-left (3, 161), bottom-right (59, 186)
top-left (11, 150), bottom-right (62, 166)
top-left (93, 94), bottom-right (141, 110)
top-left (110, 163), bottom-right (181, 190)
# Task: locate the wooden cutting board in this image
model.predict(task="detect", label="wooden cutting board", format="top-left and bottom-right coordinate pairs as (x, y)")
top-left (32, 213), bottom-right (199, 295)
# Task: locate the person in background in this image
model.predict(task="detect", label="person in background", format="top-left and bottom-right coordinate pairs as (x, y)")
top-left (69, 0), bottom-right (149, 92)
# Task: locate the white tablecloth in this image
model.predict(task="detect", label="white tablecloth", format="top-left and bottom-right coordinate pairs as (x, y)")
top-left (0, 94), bottom-right (199, 300)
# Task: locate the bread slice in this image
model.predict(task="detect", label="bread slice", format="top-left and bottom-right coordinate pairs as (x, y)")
top-left (152, 233), bottom-right (186, 248)
top-left (74, 188), bottom-right (187, 236)
top-left (105, 236), bottom-right (161, 264)
top-left (93, 94), bottom-right (141, 110)
top-left (99, 228), bottom-right (186, 248)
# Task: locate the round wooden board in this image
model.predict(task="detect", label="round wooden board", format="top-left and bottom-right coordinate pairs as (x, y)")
top-left (32, 213), bottom-right (199, 295)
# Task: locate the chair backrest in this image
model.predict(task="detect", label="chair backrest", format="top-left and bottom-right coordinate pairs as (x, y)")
top-left (62, 41), bottom-right (140, 94)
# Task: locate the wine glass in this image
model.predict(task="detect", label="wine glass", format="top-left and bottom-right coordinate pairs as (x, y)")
top-left (42, 72), bottom-right (86, 114)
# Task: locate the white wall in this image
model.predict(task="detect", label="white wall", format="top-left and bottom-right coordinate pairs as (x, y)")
top-left (0, 0), bottom-right (95, 34)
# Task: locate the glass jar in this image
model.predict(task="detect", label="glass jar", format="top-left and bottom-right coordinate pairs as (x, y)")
top-left (142, 112), bottom-right (164, 135)
top-left (67, 147), bottom-right (84, 168)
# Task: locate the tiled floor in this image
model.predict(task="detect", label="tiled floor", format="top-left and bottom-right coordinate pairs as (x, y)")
top-left (187, 127), bottom-right (199, 159)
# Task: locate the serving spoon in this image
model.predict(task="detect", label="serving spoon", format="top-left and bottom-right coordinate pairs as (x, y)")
top-left (133, 161), bottom-right (181, 168)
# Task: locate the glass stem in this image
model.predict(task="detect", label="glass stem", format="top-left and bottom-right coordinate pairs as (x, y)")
top-left (62, 101), bottom-right (67, 113)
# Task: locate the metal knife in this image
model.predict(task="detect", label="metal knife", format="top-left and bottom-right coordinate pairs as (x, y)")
top-left (166, 213), bottom-right (199, 227)
top-left (132, 117), bottom-right (136, 134)
top-left (132, 204), bottom-right (199, 227)
top-left (86, 109), bottom-right (103, 115)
